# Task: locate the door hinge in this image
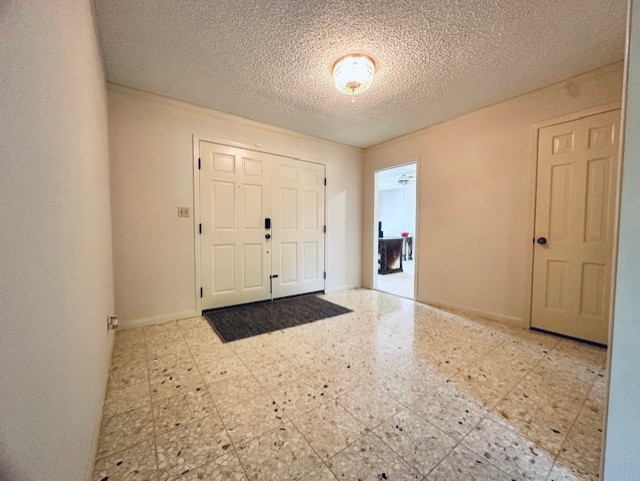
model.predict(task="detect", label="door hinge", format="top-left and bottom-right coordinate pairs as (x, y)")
top-left (324, 177), bottom-right (327, 186)
top-left (323, 225), bottom-right (326, 234)
top-left (323, 271), bottom-right (326, 279)
top-left (200, 287), bottom-right (203, 298)
top-left (199, 223), bottom-right (202, 234)
top-left (198, 158), bottom-right (201, 170)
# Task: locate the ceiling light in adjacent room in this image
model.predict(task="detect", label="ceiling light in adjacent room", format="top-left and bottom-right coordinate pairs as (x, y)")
top-left (332, 54), bottom-right (375, 99)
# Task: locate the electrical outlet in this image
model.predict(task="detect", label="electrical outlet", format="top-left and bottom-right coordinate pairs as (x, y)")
top-left (178, 207), bottom-right (190, 217)
top-left (107, 315), bottom-right (118, 330)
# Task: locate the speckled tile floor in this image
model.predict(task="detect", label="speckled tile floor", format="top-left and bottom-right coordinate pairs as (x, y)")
top-left (94, 289), bottom-right (606, 481)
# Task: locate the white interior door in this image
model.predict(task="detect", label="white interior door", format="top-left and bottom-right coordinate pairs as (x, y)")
top-left (271, 158), bottom-right (325, 298)
top-left (200, 142), bottom-right (272, 309)
top-left (531, 109), bottom-right (620, 344)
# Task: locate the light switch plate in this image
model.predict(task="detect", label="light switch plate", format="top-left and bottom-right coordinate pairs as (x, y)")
top-left (178, 207), bottom-right (190, 217)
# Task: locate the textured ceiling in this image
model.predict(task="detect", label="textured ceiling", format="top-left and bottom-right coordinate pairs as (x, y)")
top-left (94, 0), bottom-right (627, 148)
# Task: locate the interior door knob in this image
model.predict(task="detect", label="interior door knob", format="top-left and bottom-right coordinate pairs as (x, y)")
top-left (265, 233), bottom-right (271, 240)
top-left (536, 237), bottom-right (547, 245)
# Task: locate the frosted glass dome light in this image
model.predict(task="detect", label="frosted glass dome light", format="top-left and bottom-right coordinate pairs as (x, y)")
top-left (332, 54), bottom-right (375, 97)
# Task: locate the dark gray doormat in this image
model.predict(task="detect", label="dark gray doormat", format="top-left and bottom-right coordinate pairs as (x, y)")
top-left (203, 294), bottom-right (352, 343)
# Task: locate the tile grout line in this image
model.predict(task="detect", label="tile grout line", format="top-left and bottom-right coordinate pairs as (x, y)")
top-left (283, 402), bottom-right (341, 480)
top-left (222, 328), bottom-right (360, 479)
top-left (95, 293), bottom-right (607, 481)
top-left (270, 329), bottom-right (362, 478)
top-left (451, 337), bottom-right (572, 481)
top-left (389, 322), bottom-right (516, 478)
top-left (178, 317), bottom-right (252, 481)
top-left (367, 405), bottom-right (454, 479)
top-left (232, 312), bottom-right (395, 479)
top-left (93, 333), bottom-right (151, 467)
top-left (307, 292), bottom-right (598, 481)
top-left (544, 361), bottom-right (603, 480)
top-left (404, 337), bottom-right (517, 480)
top-left (279, 326), bottom-right (386, 479)
top-left (143, 323), bottom-right (162, 478)
top-left (100, 341), bottom-right (149, 420)
top-left (290, 296), bottom-right (500, 479)
top-left (322, 294), bottom-right (603, 480)
top-left (393, 331), bottom-right (555, 479)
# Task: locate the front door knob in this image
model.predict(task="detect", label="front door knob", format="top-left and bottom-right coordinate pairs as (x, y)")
top-left (536, 237), bottom-right (547, 245)
top-left (265, 233), bottom-right (271, 240)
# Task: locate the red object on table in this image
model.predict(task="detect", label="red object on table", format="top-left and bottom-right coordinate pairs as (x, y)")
top-left (400, 232), bottom-right (409, 237)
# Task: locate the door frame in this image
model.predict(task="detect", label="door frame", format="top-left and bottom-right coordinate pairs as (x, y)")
top-left (526, 102), bottom-right (622, 330)
top-left (192, 135), bottom-right (328, 313)
top-left (372, 158), bottom-right (421, 300)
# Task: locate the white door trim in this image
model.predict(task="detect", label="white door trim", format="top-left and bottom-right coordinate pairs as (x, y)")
top-left (193, 135), bottom-right (327, 314)
top-left (192, 135), bottom-right (202, 314)
top-left (526, 102), bottom-right (622, 330)
top-left (372, 157), bottom-right (421, 300)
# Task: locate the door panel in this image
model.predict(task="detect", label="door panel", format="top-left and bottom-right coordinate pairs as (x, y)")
top-left (242, 244), bottom-right (264, 289)
top-left (272, 158), bottom-right (325, 298)
top-left (548, 163), bottom-right (572, 241)
top-left (281, 188), bottom-right (297, 229)
top-left (200, 142), bottom-right (272, 309)
top-left (213, 153), bottom-right (235, 173)
top-left (280, 242), bottom-right (297, 284)
top-left (243, 184), bottom-right (263, 229)
top-left (303, 242), bottom-right (319, 279)
top-left (212, 245), bottom-right (235, 293)
top-left (580, 262), bottom-right (606, 318)
top-left (584, 158), bottom-right (612, 242)
top-left (212, 181), bottom-right (235, 229)
top-left (544, 260), bottom-right (567, 311)
top-left (531, 109), bottom-right (620, 344)
top-left (303, 191), bottom-right (318, 229)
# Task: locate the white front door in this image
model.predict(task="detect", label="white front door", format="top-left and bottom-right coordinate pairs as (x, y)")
top-left (200, 142), bottom-right (272, 309)
top-left (199, 142), bottom-right (325, 309)
top-left (271, 157), bottom-right (326, 298)
top-left (531, 109), bottom-right (620, 344)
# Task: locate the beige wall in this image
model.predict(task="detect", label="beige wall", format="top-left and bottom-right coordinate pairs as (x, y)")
top-left (604, 1), bottom-right (640, 477)
top-left (363, 62), bottom-right (624, 326)
top-left (108, 86), bottom-right (363, 327)
top-left (0, 1), bottom-right (114, 480)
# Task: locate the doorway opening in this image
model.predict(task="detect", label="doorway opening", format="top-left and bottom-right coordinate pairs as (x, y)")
top-left (374, 163), bottom-right (417, 299)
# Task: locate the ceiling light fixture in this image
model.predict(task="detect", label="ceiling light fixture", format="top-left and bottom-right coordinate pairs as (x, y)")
top-left (332, 54), bottom-right (375, 101)
top-left (398, 177), bottom-right (410, 199)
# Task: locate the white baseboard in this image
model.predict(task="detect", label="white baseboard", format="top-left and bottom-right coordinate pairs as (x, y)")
top-left (324, 284), bottom-right (360, 294)
top-left (418, 298), bottom-right (527, 328)
top-left (118, 289), bottom-right (366, 329)
top-left (119, 310), bottom-right (201, 330)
